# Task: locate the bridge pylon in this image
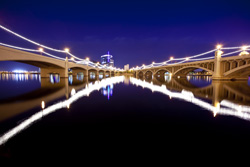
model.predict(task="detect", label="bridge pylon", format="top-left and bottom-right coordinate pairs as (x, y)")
top-left (212, 50), bottom-right (223, 80)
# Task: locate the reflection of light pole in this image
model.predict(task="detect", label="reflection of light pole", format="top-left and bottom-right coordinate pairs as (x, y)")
top-left (41, 101), bottom-right (45, 118)
top-left (86, 57), bottom-right (89, 66)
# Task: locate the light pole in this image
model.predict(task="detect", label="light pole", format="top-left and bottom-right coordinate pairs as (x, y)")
top-left (64, 48), bottom-right (70, 59)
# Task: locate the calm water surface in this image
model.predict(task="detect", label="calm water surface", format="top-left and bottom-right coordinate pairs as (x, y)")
top-left (1, 73), bottom-right (250, 159)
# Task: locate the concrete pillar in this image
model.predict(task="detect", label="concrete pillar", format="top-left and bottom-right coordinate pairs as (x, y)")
top-left (212, 50), bottom-right (223, 80)
top-left (96, 71), bottom-right (99, 80)
top-left (229, 61), bottom-right (233, 70)
top-left (64, 57), bottom-right (69, 78)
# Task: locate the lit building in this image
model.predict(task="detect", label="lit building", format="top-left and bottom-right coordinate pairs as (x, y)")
top-left (101, 51), bottom-right (114, 67)
top-left (124, 64), bottom-right (129, 71)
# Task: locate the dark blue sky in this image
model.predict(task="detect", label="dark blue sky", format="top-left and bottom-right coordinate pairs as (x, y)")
top-left (0, 0), bottom-right (250, 70)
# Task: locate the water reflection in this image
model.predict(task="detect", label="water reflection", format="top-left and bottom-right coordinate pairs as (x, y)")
top-left (50, 74), bottom-right (60, 84)
top-left (0, 73), bottom-right (40, 82)
top-left (89, 72), bottom-right (95, 79)
top-left (1, 74), bottom-right (250, 146)
top-left (76, 73), bottom-right (84, 81)
top-left (101, 84), bottom-right (113, 100)
top-left (131, 76), bottom-right (250, 121)
top-left (0, 76), bottom-right (124, 145)
top-left (187, 75), bottom-right (212, 87)
top-left (69, 75), bottom-right (73, 85)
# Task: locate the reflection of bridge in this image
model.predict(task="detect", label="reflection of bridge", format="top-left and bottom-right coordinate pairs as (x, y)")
top-left (135, 50), bottom-right (250, 80)
top-left (0, 76), bottom-right (92, 122)
top-left (1, 76), bottom-right (250, 145)
top-left (0, 45), bottom-right (121, 78)
top-left (143, 77), bottom-right (250, 106)
top-left (130, 77), bottom-right (250, 121)
top-left (0, 76), bottom-right (125, 145)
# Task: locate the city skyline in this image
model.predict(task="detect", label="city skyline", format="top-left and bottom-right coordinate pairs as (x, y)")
top-left (0, 0), bottom-right (250, 71)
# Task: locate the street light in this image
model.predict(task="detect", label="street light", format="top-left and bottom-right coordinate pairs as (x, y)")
top-left (216, 44), bottom-right (222, 50)
top-left (242, 45), bottom-right (248, 51)
top-left (39, 47), bottom-right (43, 52)
top-left (170, 56), bottom-right (174, 60)
top-left (240, 45), bottom-right (249, 56)
top-left (64, 48), bottom-right (70, 59)
top-left (64, 48), bottom-right (70, 53)
top-left (38, 48), bottom-right (43, 55)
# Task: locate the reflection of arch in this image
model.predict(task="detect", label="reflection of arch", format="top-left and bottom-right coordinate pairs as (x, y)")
top-left (224, 64), bottom-right (250, 78)
top-left (173, 66), bottom-right (214, 77)
top-left (173, 78), bottom-right (212, 91)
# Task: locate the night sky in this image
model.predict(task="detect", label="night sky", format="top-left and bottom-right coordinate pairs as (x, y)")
top-left (0, 0), bottom-right (250, 71)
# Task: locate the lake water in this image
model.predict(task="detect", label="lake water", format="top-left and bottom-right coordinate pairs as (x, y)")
top-left (1, 74), bottom-right (250, 159)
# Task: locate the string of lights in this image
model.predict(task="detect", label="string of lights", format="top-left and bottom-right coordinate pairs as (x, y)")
top-left (133, 45), bottom-right (249, 70)
top-left (0, 24), bottom-right (249, 71)
top-left (0, 24), bottom-right (124, 71)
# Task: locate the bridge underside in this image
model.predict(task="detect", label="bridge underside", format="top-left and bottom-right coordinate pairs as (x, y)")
top-left (14, 60), bottom-right (68, 78)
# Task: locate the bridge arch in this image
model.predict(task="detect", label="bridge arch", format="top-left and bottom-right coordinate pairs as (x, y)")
top-left (224, 64), bottom-right (250, 79)
top-left (173, 66), bottom-right (214, 77)
top-left (68, 64), bottom-right (88, 77)
top-left (154, 68), bottom-right (172, 76)
top-left (137, 71), bottom-right (144, 78)
top-left (105, 70), bottom-right (111, 77)
top-left (144, 70), bottom-right (154, 76)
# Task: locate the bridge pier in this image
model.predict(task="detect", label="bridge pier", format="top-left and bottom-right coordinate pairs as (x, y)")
top-left (212, 50), bottom-right (223, 80)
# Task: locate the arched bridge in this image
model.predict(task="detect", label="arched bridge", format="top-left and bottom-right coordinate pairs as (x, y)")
top-left (0, 45), bottom-right (120, 78)
top-left (135, 50), bottom-right (250, 80)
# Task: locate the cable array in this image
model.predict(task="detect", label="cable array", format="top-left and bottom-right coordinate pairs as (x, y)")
top-left (132, 45), bottom-right (250, 70)
top-left (0, 24), bottom-right (123, 71)
top-left (0, 24), bottom-right (249, 71)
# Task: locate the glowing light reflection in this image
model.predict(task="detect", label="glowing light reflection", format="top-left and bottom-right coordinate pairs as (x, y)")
top-left (130, 78), bottom-right (250, 121)
top-left (0, 76), bottom-right (124, 146)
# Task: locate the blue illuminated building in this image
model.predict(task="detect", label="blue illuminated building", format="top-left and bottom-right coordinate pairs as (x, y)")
top-left (101, 51), bottom-right (114, 67)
